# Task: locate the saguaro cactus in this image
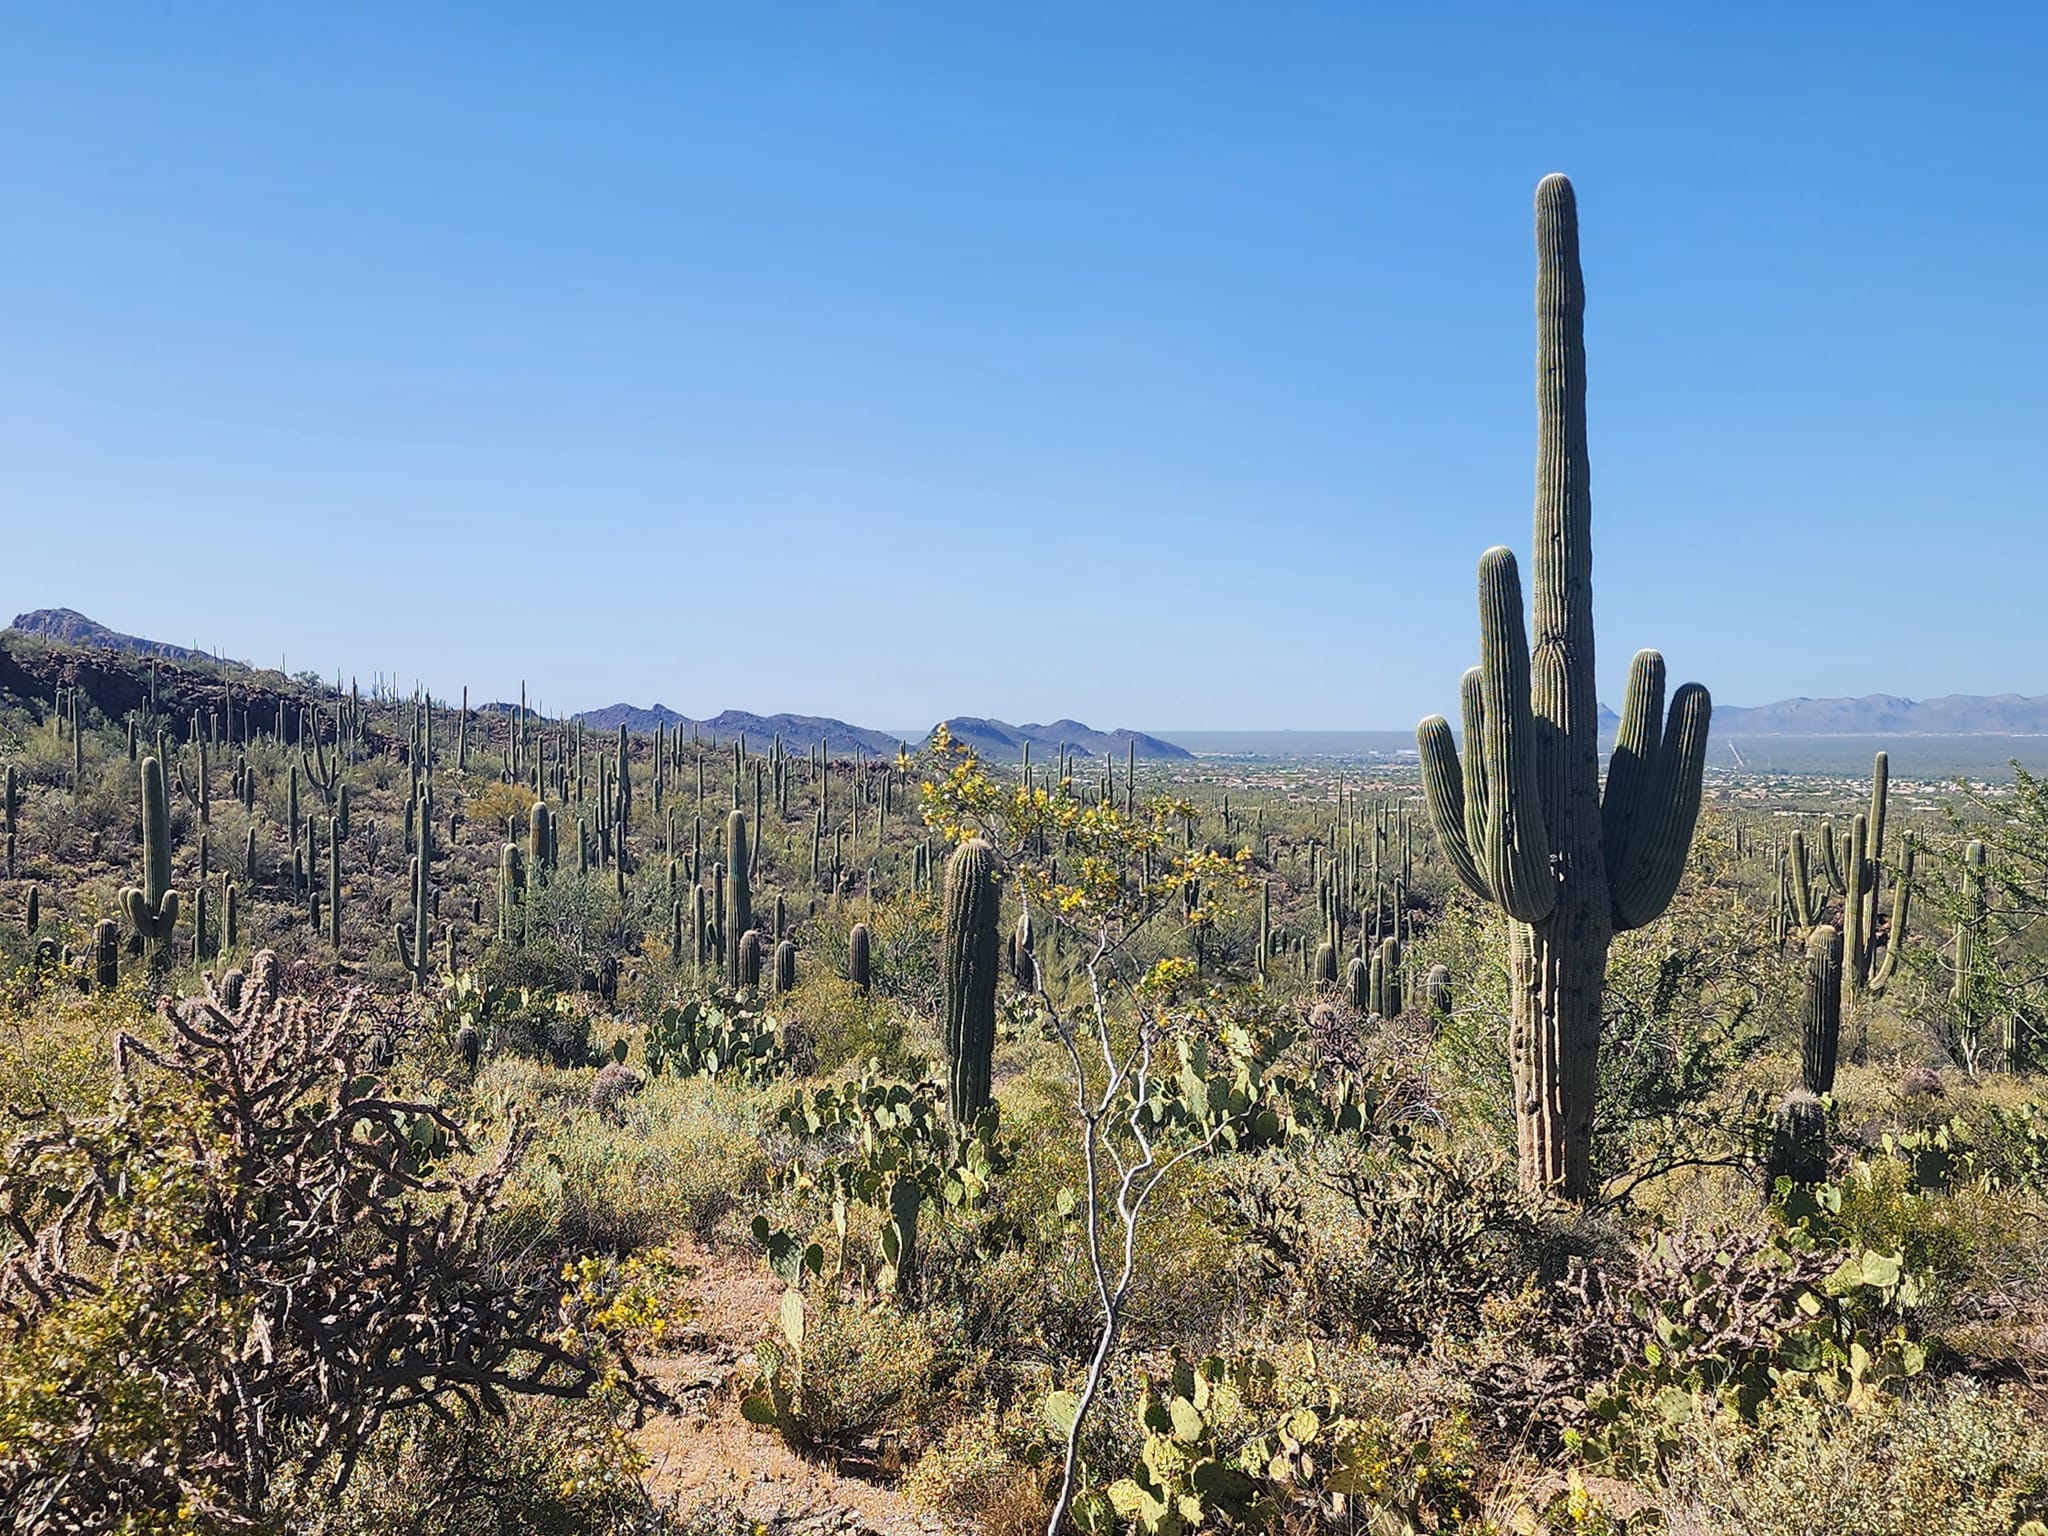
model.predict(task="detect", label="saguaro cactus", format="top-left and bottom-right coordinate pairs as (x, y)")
top-left (1416, 176), bottom-right (1711, 1198)
top-left (92, 917), bottom-right (120, 991)
top-left (773, 937), bottom-right (797, 995)
top-left (122, 756), bottom-right (181, 970)
top-left (1423, 963), bottom-right (1453, 1018)
top-left (726, 810), bottom-right (752, 990)
top-left (528, 801), bottom-right (552, 894)
top-left (1800, 924), bottom-right (1845, 1096)
top-left (942, 838), bottom-right (1002, 1126)
top-left (1953, 838), bottom-right (1986, 1058)
top-left (1012, 910), bottom-right (1036, 989)
top-left (848, 921), bottom-right (872, 992)
top-left (395, 795), bottom-right (434, 990)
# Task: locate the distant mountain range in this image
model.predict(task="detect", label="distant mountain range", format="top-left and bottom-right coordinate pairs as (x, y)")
top-left (15, 611), bottom-right (2048, 742)
top-left (9, 608), bottom-right (227, 663)
top-left (563, 707), bottom-right (1192, 761)
top-left (1714, 694), bottom-right (2048, 736)
top-left (569, 705), bottom-right (907, 757)
top-left (934, 717), bottom-right (1193, 761)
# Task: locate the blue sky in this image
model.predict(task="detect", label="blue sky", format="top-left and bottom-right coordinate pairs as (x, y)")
top-left (3, 5), bottom-right (2042, 729)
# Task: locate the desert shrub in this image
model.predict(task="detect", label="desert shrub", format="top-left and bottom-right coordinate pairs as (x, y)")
top-left (493, 1072), bottom-right (773, 1256)
top-left (807, 891), bottom-right (944, 1021)
top-left (484, 870), bottom-right (653, 1001)
top-left (302, 1393), bottom-right (657, 1536)
top-left (463, 777), bottom-right (538, 836)
top-left (1567, 1209), bottom-right (1932, 1473)
top-left (742, 1294), bottom-right (941, 1454)
top-left (799, 1298), bottom-right (941, 1446)
top-left (0, 968), bottom-right (133, 1116)
top-left (1820, 1153), bottom-right (1982, 1312)
top-left (902, 1408), bottom-right (1049, 1532)
top-left (777, 968), bottom-right (913, 1074)
top-left (1653, 1379), bottom-right (2048, 1536)
top-left (1222, 1132), bottom-right (1598, 1352)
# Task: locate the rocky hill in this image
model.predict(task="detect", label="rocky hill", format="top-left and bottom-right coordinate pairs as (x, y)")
top-left (9, 608), bottom-right (225, 663)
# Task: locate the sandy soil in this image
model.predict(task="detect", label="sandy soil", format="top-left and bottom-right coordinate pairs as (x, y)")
top-left (632, 1238), bottom-right (956, 1536)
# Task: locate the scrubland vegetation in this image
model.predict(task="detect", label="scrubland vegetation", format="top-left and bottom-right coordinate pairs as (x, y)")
top-left (2, 177), bottom-right (2044, 1534)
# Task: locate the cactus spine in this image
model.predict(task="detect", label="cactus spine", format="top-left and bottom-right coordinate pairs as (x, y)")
top-left (942, 838), bottom-right (1001, 1127)
top-left (1415, 176), bottom-right (1711, 1197)
top-left (122, 756), bottom-right (181, 970)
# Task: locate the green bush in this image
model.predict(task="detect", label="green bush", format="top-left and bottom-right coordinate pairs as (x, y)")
top-left (1655, 1380), bottom-right (2048, 1536)
top-left (491, 1070), bottom-right (773, 1256)
top-left (304, 1393), bottom-right (658, 1536)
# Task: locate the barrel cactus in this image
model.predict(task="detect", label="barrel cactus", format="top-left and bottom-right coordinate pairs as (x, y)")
top-left (1415, 176), bottom-right (1711, 1197)
top-left (773, 937), bottom-right (797, 995)
top-left (942, 839), bottom-right (1002, 1126)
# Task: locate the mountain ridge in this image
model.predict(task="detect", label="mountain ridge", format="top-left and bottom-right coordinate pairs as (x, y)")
top-left (934, 716), bottom-right (1193, 761)
top-left (15, 611), bottom-right (2048, 740)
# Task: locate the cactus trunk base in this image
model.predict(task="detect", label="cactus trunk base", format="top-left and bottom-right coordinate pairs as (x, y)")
top-left (1510, 916), bottom-right (1609, 1198)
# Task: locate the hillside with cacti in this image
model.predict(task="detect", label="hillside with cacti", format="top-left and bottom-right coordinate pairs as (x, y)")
top-left (3, 175), bottom-right (2045, 1536)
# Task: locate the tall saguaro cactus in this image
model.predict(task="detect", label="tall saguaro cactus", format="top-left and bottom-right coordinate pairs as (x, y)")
top-left (1416, 176), bottom-right (1712, 1197)
top-left (395, 793), bottom-right (434, 990)
top-left (726, 810), bottom-right (752, 990)
top-left (122, 755), bottom-right (181, 971)
top-left (942, 838), bottom-right (1002, 1127)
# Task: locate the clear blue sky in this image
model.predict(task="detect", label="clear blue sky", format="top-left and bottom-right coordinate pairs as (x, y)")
top-left (3, 5), bottom-right (2042, 730)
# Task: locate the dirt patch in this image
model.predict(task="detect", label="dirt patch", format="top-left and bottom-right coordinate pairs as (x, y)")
top-left (634, 1238), bottom-right (955, 1536)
